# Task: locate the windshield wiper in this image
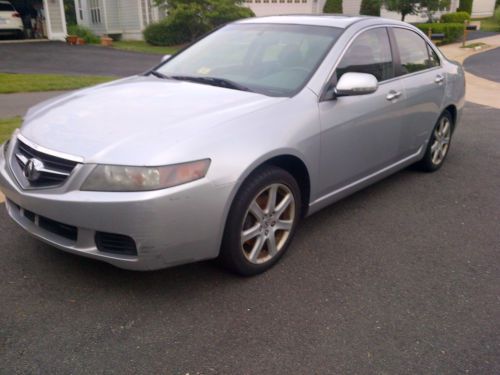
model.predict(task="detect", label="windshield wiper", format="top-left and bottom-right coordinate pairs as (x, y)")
top-left (149, 71), bottom-right (169, 79)
top-left (170, 75), bottom-right (254, 93)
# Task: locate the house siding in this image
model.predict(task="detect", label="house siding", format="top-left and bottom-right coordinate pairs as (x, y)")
top-left (243, 0), bottom-right (320, 16)
top-left (471, 0), bottom-right (496, 17)
top-left (76, 0), bottom-right (143, 39)
top-left (46, 1), bottom-right (64, 33)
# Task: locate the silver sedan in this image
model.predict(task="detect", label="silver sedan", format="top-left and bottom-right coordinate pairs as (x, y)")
top-left (0, 16), bottom-right (465, 275)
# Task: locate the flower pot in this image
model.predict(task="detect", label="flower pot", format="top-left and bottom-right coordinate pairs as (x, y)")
top-left (101, 37), bottom-right (113, 47)
top-left (66, 35), bottom-right (78, 45)
top-left (76, 37), bottom-right (86, 45)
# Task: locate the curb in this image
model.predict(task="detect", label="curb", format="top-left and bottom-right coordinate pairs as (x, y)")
top-left (439, 34), bottom-right (500, 109)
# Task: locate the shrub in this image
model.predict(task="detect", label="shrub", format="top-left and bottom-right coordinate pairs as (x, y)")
top-left (457, 0), bottom-right (473, 14)
top-left (143, 19), bottom-right (190, 46)
top-left (323, 0), bottom-right (343, 13)
top-left (67, 24), bottom-right (100, 44)
top-left (416, 23), bottom-right (464, 44)
top-left (441, 11), bottom-right (470, 23)
top-left (495, 6), bottom-right (500, 24)
top-left (360, 0), bottom-right (381, 16)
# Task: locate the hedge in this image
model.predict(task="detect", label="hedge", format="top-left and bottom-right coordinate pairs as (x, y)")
top-left (440, 11), bottom-right (470, 24)
top-left (143, 19), bottom-right (190, 46)
top-left (360, 0), bottom-right (381, 16)
top-left (416, 23), bottom-right (464, 44)
top-left (323, 0), bottom-right (343, 13)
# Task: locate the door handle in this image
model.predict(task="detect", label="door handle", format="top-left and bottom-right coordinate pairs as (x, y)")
top-left (435, 74), bottom-right (444, 84)
top-left (386, 90), bottom-right (402, 101)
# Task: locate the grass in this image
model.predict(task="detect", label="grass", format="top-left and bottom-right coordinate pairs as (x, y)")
top-left (0, 117), bottom-right (22, 144)
top-left (461, 42), bottom-right (488, 48)
top-left (111, 40), bottom-right (181, 55)
top-left (471, 17), bottom-right (500, 32)
top-left (0, 73), bottom-right (115, 94)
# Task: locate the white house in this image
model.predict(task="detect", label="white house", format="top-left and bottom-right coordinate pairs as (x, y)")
top-left (74, 0), bottom-right (166, 40)
top-left (245, 0), bottom-right (496, 20)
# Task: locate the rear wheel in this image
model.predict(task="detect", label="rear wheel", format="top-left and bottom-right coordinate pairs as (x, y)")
top-left (417, 110), bottom-right (453, 172)
top-left (219, 166), bottom-right (301, 276)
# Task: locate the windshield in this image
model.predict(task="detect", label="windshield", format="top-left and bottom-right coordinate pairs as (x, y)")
top-left (155, 23), bottom-right (343, 97)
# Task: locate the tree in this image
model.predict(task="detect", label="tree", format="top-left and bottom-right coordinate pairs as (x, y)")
top-left (323, 0), bottom-right (343, 13)
top-left (360, 0), bottom-right (381, 16)
top-left (420, 0), bottom-right (451, 22)
top-left (152, 0), bottom-right (254, 41)
top-left (457, 0), bottom-right (473, 14)
top-left (383, 0), bottom-right (419, 21)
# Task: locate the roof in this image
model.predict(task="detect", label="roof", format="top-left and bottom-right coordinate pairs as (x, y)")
top-left (237, 15), bottom-right (366, 29)
top-left (237, 15), bottom-right (412, 29)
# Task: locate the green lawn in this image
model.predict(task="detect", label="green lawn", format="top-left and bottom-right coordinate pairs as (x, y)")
top-left (0, 73), bottom-right (115, 94)
top-left (0, 117), bottom-right (22, 144)
top-left (461, 42), bottom-right (488, 48)
top-left (111, 40), bottom-right (181, 55)
top-left (472, 17), bottom-right (500, 32)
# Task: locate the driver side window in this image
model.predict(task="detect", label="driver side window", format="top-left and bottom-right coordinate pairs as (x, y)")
top-left (336, 28), bottom-right (394, 82)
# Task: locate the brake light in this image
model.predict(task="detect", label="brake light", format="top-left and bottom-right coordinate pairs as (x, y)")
top-left (12, 12), bottom-right (21, 18)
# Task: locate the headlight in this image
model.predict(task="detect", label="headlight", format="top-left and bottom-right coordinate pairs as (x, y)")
top-left (81, 159), bottom-right (211, 192)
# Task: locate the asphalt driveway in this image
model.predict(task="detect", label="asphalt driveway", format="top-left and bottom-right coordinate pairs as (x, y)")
top-left (464, 47), bottom-right (500, 83)
top-left (1, 102), bottom-right (499, 374)
top-left (0, 41), bottom-right (160, 76)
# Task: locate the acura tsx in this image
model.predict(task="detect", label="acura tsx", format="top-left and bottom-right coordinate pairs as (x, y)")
top-left (0, 16), bottom-right (465, 275)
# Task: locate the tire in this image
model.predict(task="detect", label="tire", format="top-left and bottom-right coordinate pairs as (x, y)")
top-left (416, 110), bottom-right (453, 172)
top-left (219, 165), bottom-right (302, 276)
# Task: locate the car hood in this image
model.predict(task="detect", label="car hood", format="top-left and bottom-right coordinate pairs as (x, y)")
top-left (20, 76), bottom-right (284, 164)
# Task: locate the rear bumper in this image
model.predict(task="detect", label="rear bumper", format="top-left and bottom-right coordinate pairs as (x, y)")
top-left (0, 24), bottom-right (23, 32)
top-left (0, 142), bottom-right (233, 270)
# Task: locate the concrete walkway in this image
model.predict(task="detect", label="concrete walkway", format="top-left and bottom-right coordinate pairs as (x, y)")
top-left (439, 34), bottom-right (500, 109)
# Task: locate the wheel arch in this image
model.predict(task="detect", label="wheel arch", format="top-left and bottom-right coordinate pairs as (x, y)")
top-left (220, 151), bottom-right (312, 242)
top-left (443, 104), bottom-right (457, 132)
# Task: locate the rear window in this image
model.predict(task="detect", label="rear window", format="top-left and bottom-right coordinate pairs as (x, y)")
top-left (0, 3), bottom-right (14, 11)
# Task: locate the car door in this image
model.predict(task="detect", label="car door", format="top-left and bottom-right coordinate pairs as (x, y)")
top-left (389, 27), bottom-right (446, 155)
top-left (318, 27), bottom-right (407, 196)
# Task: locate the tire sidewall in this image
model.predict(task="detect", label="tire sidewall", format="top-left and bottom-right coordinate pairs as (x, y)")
top-left (421, 110), bottom-right (453, 172)
top-left (220, 166), bottom-right (302, 276)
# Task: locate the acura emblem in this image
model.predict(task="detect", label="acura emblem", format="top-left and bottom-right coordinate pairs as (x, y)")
top-left (24, 158), bottom-right (44, 182)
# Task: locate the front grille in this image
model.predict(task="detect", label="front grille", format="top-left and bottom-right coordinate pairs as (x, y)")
top-left (95, 232), bottom-right (138, 256)
top-left (14, 139), bottom-right (79, 188)
top-left (9, 201), bottom-right (78, 242)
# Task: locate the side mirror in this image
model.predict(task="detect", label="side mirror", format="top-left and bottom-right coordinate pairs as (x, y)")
top-left (334, 72), bottom-right (378, 97)
top-left (161, 54), bottom-right (172, 63)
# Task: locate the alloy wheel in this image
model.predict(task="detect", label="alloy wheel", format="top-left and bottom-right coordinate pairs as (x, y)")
top-left (430, 116), bottom-right (451, 165)
top-left (241, 183), bottom-right (296, 264)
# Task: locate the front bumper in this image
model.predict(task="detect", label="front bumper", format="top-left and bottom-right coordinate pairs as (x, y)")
top-left (0, 141), bottom-right (233, 270)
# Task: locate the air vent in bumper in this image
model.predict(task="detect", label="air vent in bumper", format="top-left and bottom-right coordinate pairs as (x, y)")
top-left (95, 232), bottom-right (138, 256)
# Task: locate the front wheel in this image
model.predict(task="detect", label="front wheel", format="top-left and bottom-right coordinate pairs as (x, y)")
top-left (219, 166), bottom-right (301, 276)
top-left (417, 110), bottom-right (453, 172)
